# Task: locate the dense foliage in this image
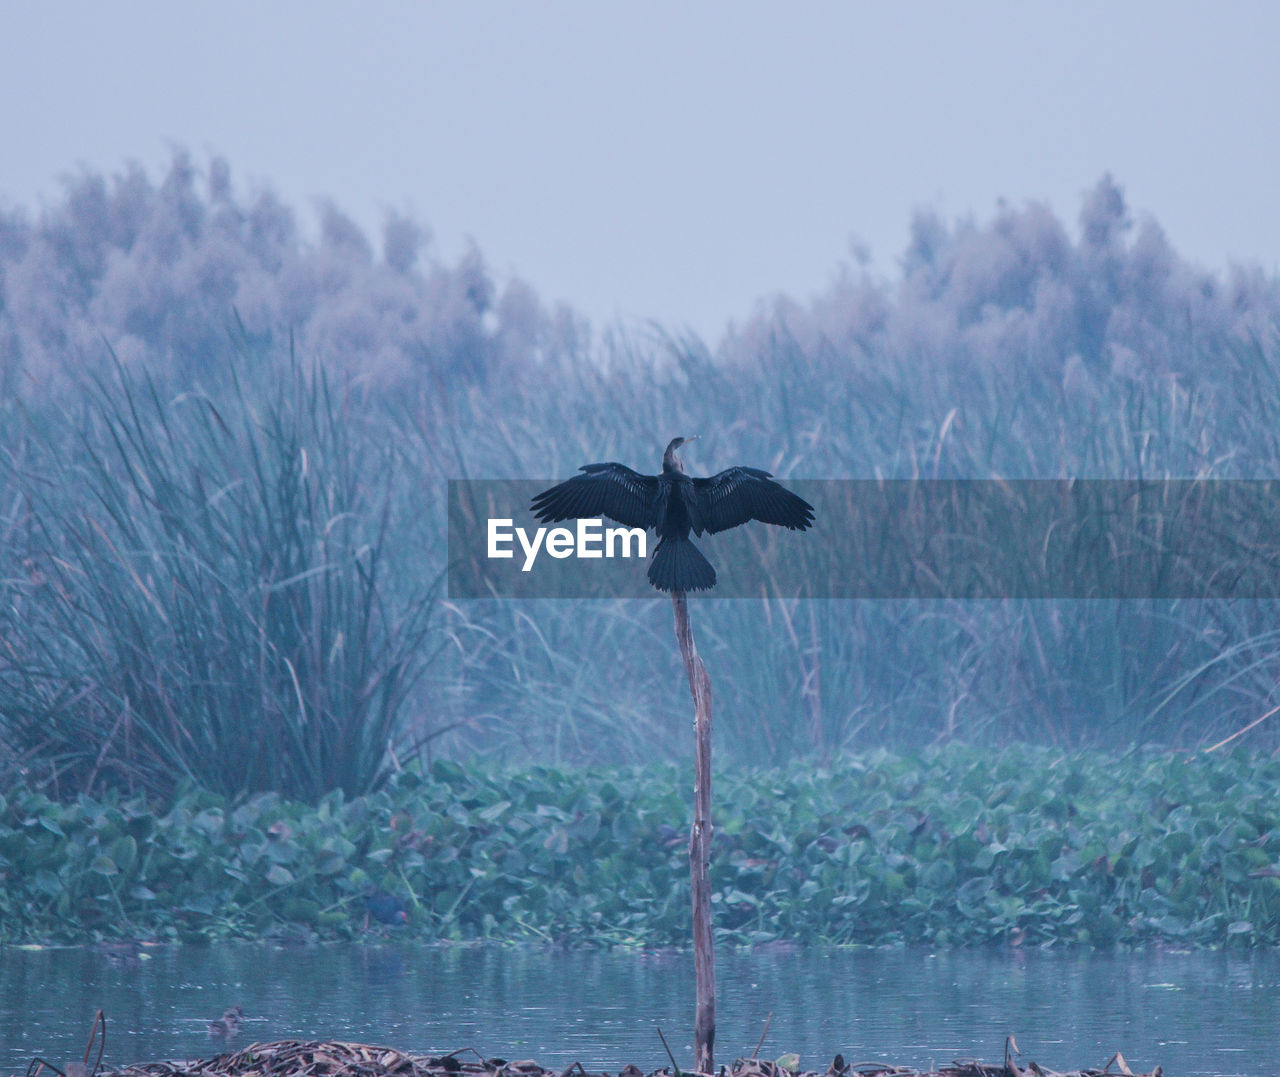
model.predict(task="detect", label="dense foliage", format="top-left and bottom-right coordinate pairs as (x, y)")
top-left (0, 153), bottom-right (569, 395)
top-left (6, 153), bottom-right (1280, 784)
top-left (1, 748), bottom-right (1277, 949)
top-left (1, 352), bottom-right (436, 801)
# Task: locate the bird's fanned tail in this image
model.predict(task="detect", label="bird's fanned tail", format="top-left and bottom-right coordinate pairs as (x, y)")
top-left (648, 536), bottom-right (717, 593)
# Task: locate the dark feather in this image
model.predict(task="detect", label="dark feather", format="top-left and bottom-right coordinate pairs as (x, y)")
top-left (529, 462), bottom-right (658, 530)
top-left (693, 467), bottom-right (815, 534)
top-left (649, 535), bottom-right (716, 592)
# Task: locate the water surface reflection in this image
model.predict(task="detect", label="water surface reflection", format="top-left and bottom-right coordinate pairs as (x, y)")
top-left (1, 944), bottom-right (1275, 1077)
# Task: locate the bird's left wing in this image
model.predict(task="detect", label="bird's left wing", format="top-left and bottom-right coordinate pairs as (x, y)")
top-left (692, 467), bottom-right (815, 534)
top-left (531, 462), bottom-right (658, 530)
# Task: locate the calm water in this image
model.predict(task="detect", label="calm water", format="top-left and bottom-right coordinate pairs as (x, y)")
top-left (1, 943), bottom-right (1277, 1077)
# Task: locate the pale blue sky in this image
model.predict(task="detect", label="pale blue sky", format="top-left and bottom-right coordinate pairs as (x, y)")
top-left (3, 1), bottom-right (1278, 342)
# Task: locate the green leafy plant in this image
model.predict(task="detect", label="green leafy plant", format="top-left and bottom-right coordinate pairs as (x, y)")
top-left (2, 748), bottom-right (1279, 948)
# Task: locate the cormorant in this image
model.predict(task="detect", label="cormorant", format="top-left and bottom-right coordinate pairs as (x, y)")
top-left (531, 437), bottom-right (814, 592)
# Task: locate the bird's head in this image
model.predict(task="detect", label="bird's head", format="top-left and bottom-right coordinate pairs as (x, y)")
top-left (663, 435), bottom-right (699, 474)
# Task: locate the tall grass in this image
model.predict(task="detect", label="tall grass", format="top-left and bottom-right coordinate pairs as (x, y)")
top-left (7, 322), bottom-right (1280, 794)
top-left (395, 324), bottom-right (1280, 763)
top-left (9, 164), bottom-right (1280, 797)
top-left (0, 347), bottom-right (438, 801)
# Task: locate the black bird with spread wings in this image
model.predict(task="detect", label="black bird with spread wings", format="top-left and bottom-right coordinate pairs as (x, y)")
top-left (530, 437), bottom-right (815, 592)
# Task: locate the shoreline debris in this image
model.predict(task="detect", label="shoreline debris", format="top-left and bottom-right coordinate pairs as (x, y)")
top-left (83, 1039), bottom-right (1162, 1077)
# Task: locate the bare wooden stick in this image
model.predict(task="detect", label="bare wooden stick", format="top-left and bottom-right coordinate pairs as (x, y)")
top-left (655, 1026), bottom-right (683, 1077)
top-left (672, 590), bottom-right (715, 1076)
top-left (750, 1012), bottom-right (773, 1060)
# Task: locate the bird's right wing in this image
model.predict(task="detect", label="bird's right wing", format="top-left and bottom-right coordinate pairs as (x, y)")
top-left (693, 466), bottom-right (816, 534)
top-left (530, 463), bottom-right (658, 529)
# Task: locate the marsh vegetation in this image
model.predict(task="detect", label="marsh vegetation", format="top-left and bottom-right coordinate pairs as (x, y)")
top-left (1, 747), bottom-right (1277, 948)
top-left (2, 156), bottom-right (1280, 953)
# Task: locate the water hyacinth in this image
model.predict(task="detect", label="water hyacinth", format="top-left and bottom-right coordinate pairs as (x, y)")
top-left (0, 747), bottom-right (1277, 949)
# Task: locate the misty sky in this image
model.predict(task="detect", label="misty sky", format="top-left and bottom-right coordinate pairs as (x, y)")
top-left (3, 1), bottom-right (1278, 343)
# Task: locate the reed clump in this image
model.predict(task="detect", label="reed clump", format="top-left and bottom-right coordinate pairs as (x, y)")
top-left (0, 349), bottom-right (436, 802)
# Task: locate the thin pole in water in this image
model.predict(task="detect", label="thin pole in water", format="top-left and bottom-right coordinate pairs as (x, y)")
top-left (671, 589), bottom-right (715, 1075)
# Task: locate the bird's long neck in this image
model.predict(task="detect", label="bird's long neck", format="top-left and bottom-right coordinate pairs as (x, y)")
top-left (663, 439), bottom-right (685, 475)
